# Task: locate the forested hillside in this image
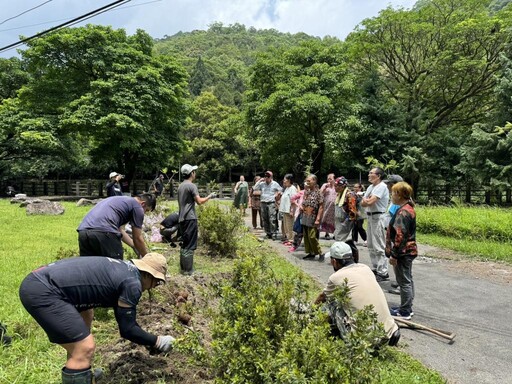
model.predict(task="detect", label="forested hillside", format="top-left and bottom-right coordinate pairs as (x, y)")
top-left (1, 0), bottom-right (512, 198)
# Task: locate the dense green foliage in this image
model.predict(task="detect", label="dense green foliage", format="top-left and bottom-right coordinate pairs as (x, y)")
top-left (198, 202), bottom-right (245, 257)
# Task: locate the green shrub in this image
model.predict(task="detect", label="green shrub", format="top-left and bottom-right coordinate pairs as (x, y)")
top-left (211, 253), bottom-right (386, 384)
top-left (198, 202), bottom-right (245, 258)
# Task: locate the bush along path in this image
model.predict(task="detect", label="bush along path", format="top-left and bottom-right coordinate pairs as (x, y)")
top-left (245, 216), bottom-right (512, 384)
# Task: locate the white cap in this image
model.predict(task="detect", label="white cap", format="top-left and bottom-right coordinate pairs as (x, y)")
top-left (326, 242), bottom-right (353, 260)
top-left (181, 164), bottom-right (198, 175)
top-left (109, 172), bottom-right (119, 179)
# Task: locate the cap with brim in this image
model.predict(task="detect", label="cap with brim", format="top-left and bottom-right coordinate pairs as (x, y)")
top-left (109, 172), bottom-right (119, 179)
top-left (181, 164), bottom-right (198, 175)
top-left (326, 242), bottom-right (353, 260)
top-left (384, 175), bottom-right (403, 184)
top-left (264, 171), bottom-right (273, 177)
top-left (132, 253), bottom-right (167, 283)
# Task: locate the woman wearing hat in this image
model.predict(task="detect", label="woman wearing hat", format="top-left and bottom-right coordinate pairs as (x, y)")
top-left (19, 253), bottom-right (174, 384)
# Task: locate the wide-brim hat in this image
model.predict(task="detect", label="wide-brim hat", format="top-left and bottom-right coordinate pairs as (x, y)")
top-left (132, 253), bottom-right (167, 283)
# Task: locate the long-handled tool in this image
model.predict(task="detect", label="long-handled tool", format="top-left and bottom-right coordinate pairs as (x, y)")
top-left (392, 316), bottom-right (456, 341)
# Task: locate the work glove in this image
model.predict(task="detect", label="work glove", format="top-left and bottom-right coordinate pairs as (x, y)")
top-left (155, 335), bottom-right (175, 352)
top-left (209, 192), bottom-right (217, 199)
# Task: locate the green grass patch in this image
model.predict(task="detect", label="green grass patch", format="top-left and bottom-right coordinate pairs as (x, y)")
top-left (416, 206), bottom-right (512, 263)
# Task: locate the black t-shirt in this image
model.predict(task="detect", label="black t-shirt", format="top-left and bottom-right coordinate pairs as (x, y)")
top-left (161, 212), bottom-right (179, 228)
top-left (32, 257), bottom-right (142, 311)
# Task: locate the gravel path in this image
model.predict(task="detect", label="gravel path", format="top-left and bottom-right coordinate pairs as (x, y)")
top-left (247, 220), bottom-right (512, 384)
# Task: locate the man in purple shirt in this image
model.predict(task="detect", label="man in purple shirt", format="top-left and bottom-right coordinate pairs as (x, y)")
top-left (77, 194), bottom-right (156, 259)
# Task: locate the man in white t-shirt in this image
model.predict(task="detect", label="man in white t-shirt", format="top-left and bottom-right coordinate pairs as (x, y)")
top-left (361, 167), bottom-right (390, 281)
top-left (314, 242), bottom-right (400, 346)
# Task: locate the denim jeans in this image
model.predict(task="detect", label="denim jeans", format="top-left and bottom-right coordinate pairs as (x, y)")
top-left (393, 256), bottom-right (415, 313)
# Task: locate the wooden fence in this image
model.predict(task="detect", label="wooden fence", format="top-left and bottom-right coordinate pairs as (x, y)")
top-left (2, 179), bottom-right (511, 206)
top-left (1, 179), bottom-right (238, 199)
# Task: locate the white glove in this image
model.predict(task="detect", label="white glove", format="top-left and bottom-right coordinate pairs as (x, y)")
top-left (209, 192), bottom-right (217, 199)
top-left (155, 335), bottom-right (175, 352)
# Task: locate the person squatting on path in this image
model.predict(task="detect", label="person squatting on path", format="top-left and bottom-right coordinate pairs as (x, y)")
top-left (253, 171), bottom-right (283, 239)
top-left (19, 253), bottom-right (175, 384)
top-left (105, 172), bottom-right (123, 197)
top-left (249, 176), bottom-right (264, 229)
top-left (386, 181), bottom-right (418, 320)
top-left (279, 174), bottom-right (298, 245)
top-left (178, 164), bottom-right (216, 275)
top-left (77, 194), bottom-right (156, 259)
top-left (319, 173), bottom-right (336, 240)
top-left (361, 167), bottom-right (390, 282)
top-left (333, 176), bottom-right (359, 263)
top-left (314, 242), bottom-right (400, 346)
top-left (301, 174), bottom-right (325, 261)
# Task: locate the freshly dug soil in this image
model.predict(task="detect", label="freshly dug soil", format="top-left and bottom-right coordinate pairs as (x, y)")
top-left (96, 271), bottom-right (231, 384)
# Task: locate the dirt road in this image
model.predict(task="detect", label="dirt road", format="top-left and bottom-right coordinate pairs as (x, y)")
top-left (247, 221), bottom-right (512, 384)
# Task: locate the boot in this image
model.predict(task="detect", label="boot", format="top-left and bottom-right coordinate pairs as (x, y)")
top-left (62, 368), bottom-right (93, 384)
top-left (180, 249), bottom-right (194, 275)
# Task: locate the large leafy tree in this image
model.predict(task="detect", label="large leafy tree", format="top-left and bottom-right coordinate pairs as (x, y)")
top-left (182, 92), bottom-right (256, 181)
top-left (246, 39), bottom-right (358, 175)
top-left (345, 0), bottom-right (512, 182)
top-left (0, 25), bottom-right (189, 182)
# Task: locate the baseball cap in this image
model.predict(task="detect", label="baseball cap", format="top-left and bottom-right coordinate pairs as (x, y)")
top-left (109, 172), bottom-right (119, 179)
top-left (264, 171), bottom-right (273, 177)
top-left (326, 242), bottom-right (353, 260)
top-left (335, 176), bottom-right (348, 186)
top-left (181, 164), bottom-right (198, 175)
top-left (384, 174), bottom-right (403, 184)
top-left (132, 253), bottom-right (168, 283)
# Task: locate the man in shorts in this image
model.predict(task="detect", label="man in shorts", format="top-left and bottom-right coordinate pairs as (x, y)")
top-left (19, 253), bottom-right (175, 384)
top-left (77, 193), bottom-right (156, 259)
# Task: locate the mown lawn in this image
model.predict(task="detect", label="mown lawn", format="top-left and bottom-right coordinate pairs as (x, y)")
top-left (416, 205), bottom-right (512, 263)
top-left (0, 199), bottom-right (444, 383)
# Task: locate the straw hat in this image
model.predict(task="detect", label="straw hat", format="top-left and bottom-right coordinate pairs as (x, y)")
top-left (132, 253), bottom-right (167, 283)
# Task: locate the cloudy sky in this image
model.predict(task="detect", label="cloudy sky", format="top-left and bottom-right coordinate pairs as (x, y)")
top-left (0, 0), bottom-right (416, 58)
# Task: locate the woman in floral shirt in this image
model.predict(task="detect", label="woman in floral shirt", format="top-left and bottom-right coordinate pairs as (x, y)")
top-left (301, 174), bottom-right (324, 261)
top-left (386, 181), bottom-right (418, 320)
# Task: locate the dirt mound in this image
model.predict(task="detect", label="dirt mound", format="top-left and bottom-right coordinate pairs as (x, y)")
top-left (97, 272), bottom-right (231, 383)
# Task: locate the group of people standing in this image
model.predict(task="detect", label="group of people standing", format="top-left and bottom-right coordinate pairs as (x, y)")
top-left (246, 167), bottom-right (418, 326)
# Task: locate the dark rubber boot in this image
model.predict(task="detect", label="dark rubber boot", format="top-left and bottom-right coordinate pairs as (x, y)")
top-left (62, 368), bottom-right (93, 384)
top-left (180, 249), bottom-right (194, 275)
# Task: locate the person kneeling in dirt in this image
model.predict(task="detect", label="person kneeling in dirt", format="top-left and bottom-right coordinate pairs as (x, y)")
top-left (160, 212), bottom-right (181, 248)
top-left (19, 253), bottom-right (175, 384)
top-left (314, 242), bottom-right (400, 346)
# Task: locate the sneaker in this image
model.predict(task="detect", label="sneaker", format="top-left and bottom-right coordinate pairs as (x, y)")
top-left (283, 241), bottom-right (292, 246)
top-left (391, 282), bottom-right (399, 288)
top-left (324, 234), bottom-right (331, 240)
top-left (303, 254), bottom-right (316, 260)
top-left (375, 273), bottom-right (389, 282)
top-left (391, 307), bottom-right (414, 317)
top-left (390, 308), bottom-right (412, 320)
top-left (288, 246), bottom-right (297, 252)
top-left (318, 254), bottom-right (325, 262)
top-left (363, 241), bottom-right (368, 247)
